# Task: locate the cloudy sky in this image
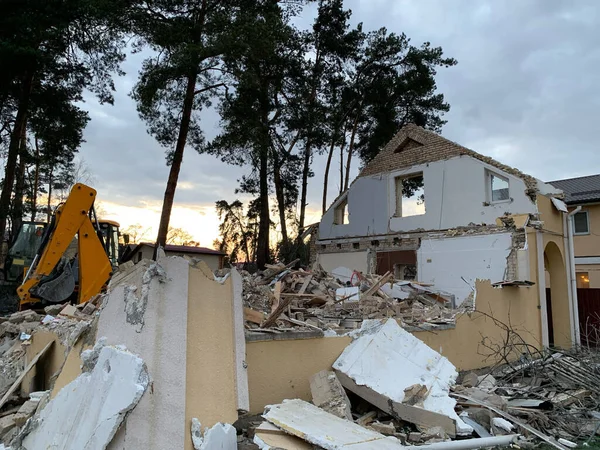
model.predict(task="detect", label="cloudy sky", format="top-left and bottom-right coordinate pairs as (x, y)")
top-left (80, 0), bottom-right (600, 246)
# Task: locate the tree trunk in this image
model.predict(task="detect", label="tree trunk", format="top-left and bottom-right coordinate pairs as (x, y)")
top-left (0, 72), bottom-right (33, 243)
top-left (47, 166), bottom-right (53, 223)
top-left (256, 84), bottom-right (271, 269)
top-left (298, 139), bottom-right (312, 236)
top-left (322, 132), bottom-right (337, 214)
top-left (31, 136), bottom-right (40, 222)
top-left (344, 113), bottom-right (361, 192)
top-left (154, 71), bottom-right (197, 257)
top-left (11, 129), bottom-right (27, 243)
top-left (272, 152), bottom-right (288, 247)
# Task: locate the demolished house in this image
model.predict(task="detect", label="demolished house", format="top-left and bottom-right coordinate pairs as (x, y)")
top-left (0, 126), bottom-right (593, 449)
top-left (0, 250), bottom-right (596, 448)
top-left (315, 124), bottom-right (579, 350)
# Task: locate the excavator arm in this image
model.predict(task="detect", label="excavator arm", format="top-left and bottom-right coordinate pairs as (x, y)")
top-left (18, 183), bottom-right (113, 307)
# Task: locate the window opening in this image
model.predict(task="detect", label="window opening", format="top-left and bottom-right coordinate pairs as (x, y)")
top-left (395, 173), bottom-right (425, 217)
top-left (489, 172), bottom-right (509, 202)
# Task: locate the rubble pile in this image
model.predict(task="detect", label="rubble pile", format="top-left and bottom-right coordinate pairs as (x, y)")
top-left (242, 319), bottom-right (600, 450)
top-left (0, 302), bottom-right (98, 447)
top-left (454, 348), bottom-right (600, 447)
top-left (240, 263), bottom-right (460, 333)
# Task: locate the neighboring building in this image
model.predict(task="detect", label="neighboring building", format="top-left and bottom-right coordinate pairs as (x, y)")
top-left (317, 124), bottom-right (578, 348)
top-left (121, 242), bottom-right (225, 271)
top-left (550, 174), bottom-right (600, 289)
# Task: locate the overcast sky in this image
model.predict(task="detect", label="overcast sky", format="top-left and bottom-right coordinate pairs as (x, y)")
top-left (80, 0), bottom-right (600, 245)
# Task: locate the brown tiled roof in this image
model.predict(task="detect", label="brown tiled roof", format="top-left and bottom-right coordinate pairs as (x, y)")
top-left (358, 124), bottom-right (539, 195)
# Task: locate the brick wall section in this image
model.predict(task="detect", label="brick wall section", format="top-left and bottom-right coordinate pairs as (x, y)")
top-left (358, 124), bottom-right (539, 197)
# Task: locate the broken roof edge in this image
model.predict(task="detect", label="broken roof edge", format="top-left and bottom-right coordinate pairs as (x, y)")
top-left (357, 124), bottom-right (543, 195)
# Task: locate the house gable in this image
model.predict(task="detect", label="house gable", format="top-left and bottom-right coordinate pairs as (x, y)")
top-left (360, 124), bottom-right (538, 197)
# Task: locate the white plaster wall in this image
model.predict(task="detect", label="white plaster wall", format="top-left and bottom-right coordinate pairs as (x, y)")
top-left (318, 251), bottom-right (369, 274)
top-left (101, 256), bottom-right (190, 450)
top-left (319, 177), bottom-right (389, 239)
top-left (318, 156), bottom-right (538, 240)
top-left (417, 233), bottom-right (513, 304)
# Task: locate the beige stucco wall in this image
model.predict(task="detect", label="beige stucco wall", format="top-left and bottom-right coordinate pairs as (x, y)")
top-left (185, 263), bottom-right (239, 450)
top-left (246, 336), bottom-right (351, 414)
top-left (572, 204), bottom-right (600, 257)
top-left (318, 251), bottom-right (369, 273)
top-left (22, 331), bottom-right (67, 397)
top-left (537, 194), bottom-right (574, 348)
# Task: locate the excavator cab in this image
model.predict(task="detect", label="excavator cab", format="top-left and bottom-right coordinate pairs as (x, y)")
top-left (98, 220), bottom-right (120, 268)
top-left (4, 222), bottom-right (48, 282)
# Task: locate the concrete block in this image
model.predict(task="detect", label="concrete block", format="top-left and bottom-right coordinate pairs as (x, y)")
top-left (310, 370), bottom-right (353, 420)
top-left (370, 421), bottom-right (395, 436)
top-left (21, 345), bottom-right (148, 450)
top-left (0, 415), bottom-right (15, 437)
top-left (13, 400), bottom-right (38, 426)
top-left (461, 372), bottom-right (479, 388)
top-left (44, 304), bottom-right (64, 316)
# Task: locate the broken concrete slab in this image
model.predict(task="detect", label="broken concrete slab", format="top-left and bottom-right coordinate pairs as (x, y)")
top-left (20, 344), bottom-right (148, 450)
top-left (254, 421), bottom-right (313, 449)
top-left (44, 304), bottom-right (64, 316)
top-left (13, 400), bottom-right (38, 426)
top-left (8, 310), bottom-right (40, 325)
top-left (309, 370), bottom-right (352, 420)
top-left (191, 418), bottom-right (236, 450)
top-left (461, 372), bottom-right (479, 388)
top-left (0, 415), bottom-right (16, 436)
top-left (263, 399), bottom-right (404, 449)
top-left (333, 319), bottom-right (472, 436)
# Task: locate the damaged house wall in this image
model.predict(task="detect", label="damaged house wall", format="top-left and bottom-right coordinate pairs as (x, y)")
top-left (417, 233), bottom-right (515, 304)
top-left (43, 256), bottom-right (248, 450)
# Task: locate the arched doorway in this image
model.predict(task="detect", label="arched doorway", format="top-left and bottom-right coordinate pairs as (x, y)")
top-left (544, 241), bottom-right (572, 348)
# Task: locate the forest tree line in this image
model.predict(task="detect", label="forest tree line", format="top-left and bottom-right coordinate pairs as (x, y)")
top-left (0, 0), bottom-right (455, 268)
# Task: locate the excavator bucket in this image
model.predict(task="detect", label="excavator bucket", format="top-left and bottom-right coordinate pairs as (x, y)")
top-left (33, 258), bottom-right (76, 303)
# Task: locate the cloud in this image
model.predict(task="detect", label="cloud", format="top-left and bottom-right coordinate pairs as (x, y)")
top-left (79, 0), bottom-right (600, 245)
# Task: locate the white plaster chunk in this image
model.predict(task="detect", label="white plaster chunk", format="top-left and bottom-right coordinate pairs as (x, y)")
top-left (263, 399), bottom-right (404, 449)
top-left (21, 345), bottom-right (148, 450)
top-left (492, 417), bottom-right (514, 433)
top-left (333, 319), bottom-right (473, 436)
top-left (191, 418), bottom-right (236, 450)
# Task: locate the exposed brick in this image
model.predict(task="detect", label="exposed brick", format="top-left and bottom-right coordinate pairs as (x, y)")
top-left (358, 124), bottom-right (538, 196)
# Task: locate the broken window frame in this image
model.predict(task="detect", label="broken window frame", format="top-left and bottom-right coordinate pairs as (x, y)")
top-left (487, 171), bottom-right (510, 204)
top-left (394, 172), bottom-right (425, 218)
top-left (572, 211), bottom-right (590, 235)
top-left (333, 197), bottom-right (349, 225)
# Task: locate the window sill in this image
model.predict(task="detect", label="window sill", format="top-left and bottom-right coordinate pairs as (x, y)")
top-left (487, 199), bottom-right (511, 206)
top-left (573, 232), bottom-right (590, 236)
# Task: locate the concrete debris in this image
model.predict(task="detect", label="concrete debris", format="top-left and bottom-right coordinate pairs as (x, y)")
top-left (460, 372), bottom-right (479, 388)
top-left (370, 421), bottom-right (396, 436)
top-left (241, 264), bottom-right (460, 334)
top-left (333, 319), bottom-right (473, 436)
top-left (43, 304), bottom-right (64, 316)
top-left (309, 370), bottom-right (352, 420)
top-left (19, 345), bottom-right (148, 450)
top-left (453, 348), bottom-right (600, 445)
top-left (7, 311), bottom-right (39, 325)
top-left (191, 418), bottom-right (236, 450)
top-left (263, 399), bottom-right (404, 449)
top-left (491, 417), bottom-right (514, 433)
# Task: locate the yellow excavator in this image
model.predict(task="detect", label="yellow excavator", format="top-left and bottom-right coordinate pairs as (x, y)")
top-left (15, 183), bottom-right (120, 309)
